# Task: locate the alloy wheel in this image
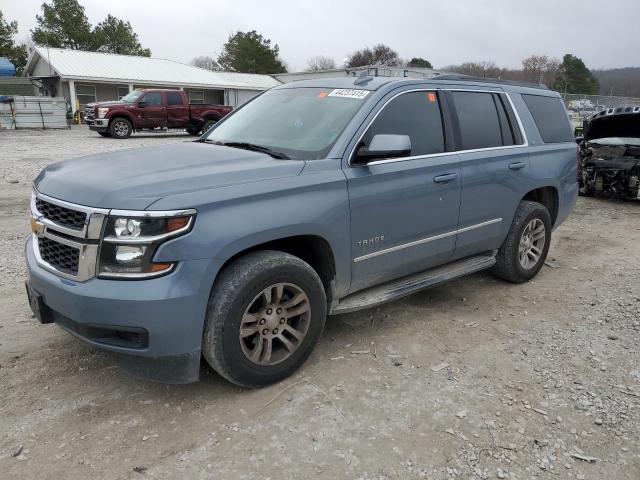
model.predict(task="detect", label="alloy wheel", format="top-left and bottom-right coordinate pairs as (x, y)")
top-left (239, 283), bottom-right (311, 366)
top-left (113, 120), bottom-right (130, 137)
top-left (518, 218), bottom-right (546, 270)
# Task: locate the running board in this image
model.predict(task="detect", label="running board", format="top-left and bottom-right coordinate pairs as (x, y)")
top-left (331, 252), bottom-right (496, 315)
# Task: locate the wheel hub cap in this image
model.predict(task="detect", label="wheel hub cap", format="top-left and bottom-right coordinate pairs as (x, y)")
top-left (518, 218), bottom-right (545, 270)
top-left (239, 283), bottom-right (311, 366)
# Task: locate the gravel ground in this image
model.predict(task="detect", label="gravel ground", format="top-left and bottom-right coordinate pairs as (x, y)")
top-left (0, 127), bottom-right (639, 480)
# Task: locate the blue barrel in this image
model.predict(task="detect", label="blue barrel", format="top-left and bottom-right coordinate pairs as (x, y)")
top-left (0, 57), bottom-right (16, 76)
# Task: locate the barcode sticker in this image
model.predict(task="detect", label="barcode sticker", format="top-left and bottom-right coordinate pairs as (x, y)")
top-left (327, 89), bottom-right (370, 100)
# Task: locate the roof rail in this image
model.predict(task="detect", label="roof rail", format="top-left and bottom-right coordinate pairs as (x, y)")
top-left (433, 74), bottom-right (549, 90)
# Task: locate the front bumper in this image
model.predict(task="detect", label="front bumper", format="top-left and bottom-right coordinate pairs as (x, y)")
top-left (87, 118), bottom-right (109, 132)
top-left (26, 236), bottom-right (222, 383)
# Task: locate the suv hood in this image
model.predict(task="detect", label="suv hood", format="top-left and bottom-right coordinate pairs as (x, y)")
top-left (35, 142), bottom-right (305, 210)
top-left (584, 109), bottom-right (640, 141)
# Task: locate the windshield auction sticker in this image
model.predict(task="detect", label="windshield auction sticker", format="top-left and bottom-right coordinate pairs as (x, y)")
top-left (327, 89), bottom-right (370, 100)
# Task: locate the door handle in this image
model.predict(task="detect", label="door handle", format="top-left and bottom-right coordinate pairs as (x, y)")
top-left (509, 162), bottom-right (526, 170)
top-left (433, 173), bottom-right (458, 184)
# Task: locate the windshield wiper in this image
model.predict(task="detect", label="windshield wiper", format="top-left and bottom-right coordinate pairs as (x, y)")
top-left (202, 140), bottom-right (290, 159)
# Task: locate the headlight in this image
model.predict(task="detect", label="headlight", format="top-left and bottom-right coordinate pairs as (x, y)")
top-left (98, 210), bottom-right (196, 279)
top-left (97, 107), bottom-right (109, 118)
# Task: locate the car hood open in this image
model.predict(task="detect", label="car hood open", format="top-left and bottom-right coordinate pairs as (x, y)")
top-left (584, 109), bottom-right (640, 141)
top-left (34, 142), bottom-right (305, 210)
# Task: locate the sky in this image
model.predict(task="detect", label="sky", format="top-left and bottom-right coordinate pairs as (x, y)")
top-left (2, 0), bottom-right (639, 71)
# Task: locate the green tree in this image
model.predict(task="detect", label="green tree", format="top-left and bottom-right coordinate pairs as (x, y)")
top-left (552, 54), bottom-right (599, 94)
top-left (347, 44), bottom-right (402, 67)
top-left (31, 0), bottom-right (93, 50)
top-left (92, 14), bottom-right (150, 56)
top-left (218, 31), bottom-right (286, 74)
top-left (0, 10), bottom-right (28, 75)
top-left (407, 57), bottom-right (432, 68)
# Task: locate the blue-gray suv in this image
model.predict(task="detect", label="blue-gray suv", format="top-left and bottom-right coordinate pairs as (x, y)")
top-left (26, 75), bottom-right (578, 386)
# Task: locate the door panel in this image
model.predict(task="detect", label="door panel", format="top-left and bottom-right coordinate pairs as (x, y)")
top-left (447, 90), bottom-right (532, 260)
top-left (346, 156), bottom-right (461, 293)
top-left (137, 92), bottom-right (166, 128)
top-left (453, 148), bottom-right (531, 259)
top-left (165, 91), bottom-right (189, 128)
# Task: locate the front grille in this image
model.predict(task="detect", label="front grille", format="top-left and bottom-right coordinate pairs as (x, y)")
top-left (85, 106), bottom-right (95, 120)
top-left (36, 198), bottom-right (86, 230)
top-left (38, 237), bottom-right (79, 275)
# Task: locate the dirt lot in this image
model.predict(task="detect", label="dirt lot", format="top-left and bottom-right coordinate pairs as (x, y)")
top-left (1, 127), bottom-right (639, 480)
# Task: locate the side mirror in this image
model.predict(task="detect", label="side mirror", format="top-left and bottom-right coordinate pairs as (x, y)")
top-left (138, 100), bottom-right (148, 108)
top-left (355, 134), bottom-right (412, 163)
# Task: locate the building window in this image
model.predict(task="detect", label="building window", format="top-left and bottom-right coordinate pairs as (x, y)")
top-left (75, 84), bottom-right (96, 107)
top-left (117, 86), bottom-right (130, 99)
top-left (189, 91), bottom-right (204, 104)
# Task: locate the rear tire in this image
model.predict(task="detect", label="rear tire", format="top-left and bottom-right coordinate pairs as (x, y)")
top-left (186, 126), bottom-right (200, 135)
top-left (202, 251), bottom-right (327, 388)
top-left (109, 117), bottom-right (132, 139)
top-left (492, 201), bottom-right (552, 284)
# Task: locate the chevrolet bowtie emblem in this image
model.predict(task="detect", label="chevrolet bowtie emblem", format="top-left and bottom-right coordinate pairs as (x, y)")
top-left (30, 217), bottom-right (45, 236)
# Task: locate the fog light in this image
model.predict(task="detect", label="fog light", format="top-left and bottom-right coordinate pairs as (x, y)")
top-left (115, 245), bottom-right (146, 264)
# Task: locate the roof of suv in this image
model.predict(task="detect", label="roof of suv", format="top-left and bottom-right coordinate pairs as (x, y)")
top-left (276, 74), bottom-right (554, 95)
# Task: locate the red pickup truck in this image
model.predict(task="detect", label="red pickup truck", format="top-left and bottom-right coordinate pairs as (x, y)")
top-left (85, 89), bottom-right (233, 139)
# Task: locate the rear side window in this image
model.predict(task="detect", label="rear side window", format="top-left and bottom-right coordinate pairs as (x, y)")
top-left (166, 91), bottom-right (182, 106)
top-left (363, 91), bottom-right (445, 157)
top-left (451, 91), bottom-right (504, 150)
top-left (522, 94), bottom-right (573, 143)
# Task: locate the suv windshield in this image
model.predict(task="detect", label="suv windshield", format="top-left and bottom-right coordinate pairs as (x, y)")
top-left (203, 87), bottom-right (370, 160)
top-left (122, 90), bottom-right (144, 103)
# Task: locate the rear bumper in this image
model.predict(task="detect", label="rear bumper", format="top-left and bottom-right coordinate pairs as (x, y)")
top-left (26, 237), bottom-right (222, 383)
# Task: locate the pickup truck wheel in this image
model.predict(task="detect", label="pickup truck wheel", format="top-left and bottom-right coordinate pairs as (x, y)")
top-left (186, 127), bottom-right (200, 135)
top-left (201, 119), bottom-right (216, 134)
top-left (492, 200), bottom-right (552, 284)
top-left (203, 251), bottom-right (327, 388)
top-left (109, 118), bottom-right (132, 139)
top-left (97, 131), bottom-right (111, 137)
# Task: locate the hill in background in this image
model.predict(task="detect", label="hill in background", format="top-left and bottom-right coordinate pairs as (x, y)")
top-left (593, 68), bottom-right (640, 98)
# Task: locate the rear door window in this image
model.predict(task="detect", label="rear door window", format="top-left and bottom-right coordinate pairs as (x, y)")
top-left (166, 91), bottom-right (183, 106)
top-left (522, 94), bottom-right (573, 143)
top-left (362, 91), bottom-right (445, 157)
top-left (451, 91), bottom-right (503, 150)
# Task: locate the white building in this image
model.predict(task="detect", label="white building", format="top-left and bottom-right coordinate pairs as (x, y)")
top-left (26, 47), bottom-right (282, 114)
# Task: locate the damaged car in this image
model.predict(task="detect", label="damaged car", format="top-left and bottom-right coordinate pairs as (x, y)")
top-left (578, 106), bottom-right (640, 199)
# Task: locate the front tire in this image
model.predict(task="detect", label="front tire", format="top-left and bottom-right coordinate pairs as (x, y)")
top-left (202, 251), bottom-right (327, 388)
top-left (109, 117), bottom-right (132, 139)
top-left (492, 201), bottom-right (552, 283)
top-left (97, 131), bottom-right (111, 137)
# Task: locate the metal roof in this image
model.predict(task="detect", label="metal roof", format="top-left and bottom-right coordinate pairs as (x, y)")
top-left (28, 47), bottom-right (281, 90)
